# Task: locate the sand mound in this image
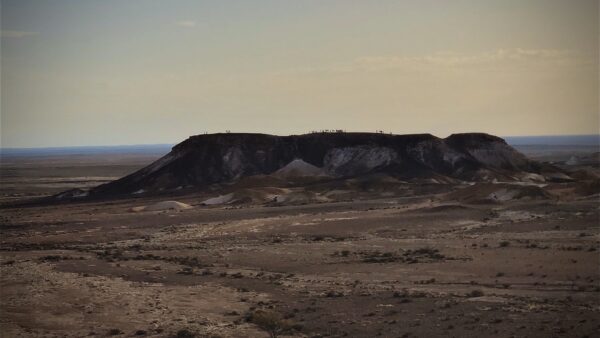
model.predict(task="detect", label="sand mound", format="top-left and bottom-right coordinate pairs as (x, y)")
top-left (201, 193), bottom-right (235, 205)
top-left (516, 172), bottom-right (546, 183)
top-left (274, 159), bottom-right (328, 178)
top-left (131, 200), bottom-right (192, 212)
top-left (273, 191), bottom-right (330, 204)
top-left (201, 187), bottom-right (291, 205)
top-left (542, 171), bottom-right (573, 182)
top-left (323, 189), bottom-right (353, 198)
top-left (200, 187), bottom-right (332, 206)
top-left (569, 169), bottom-right (600, 181)
top-left (425, 204), bottom-right (471, 212)
top-left (574, 178), bottom-right (600, 196)
top-left (544, 178), bottom-right (600, 199)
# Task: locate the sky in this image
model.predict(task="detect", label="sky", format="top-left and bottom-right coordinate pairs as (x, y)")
top-left (1, 0), bottom-right (598, 148)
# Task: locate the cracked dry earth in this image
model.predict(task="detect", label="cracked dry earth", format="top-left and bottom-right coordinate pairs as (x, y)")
top-left (1, 194), bottom-right (599, 338)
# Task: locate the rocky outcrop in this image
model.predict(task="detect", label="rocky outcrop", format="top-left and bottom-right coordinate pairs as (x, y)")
top-left (324, 146), bottom-right (398, 176)
top-left (90, 132), bottom-right (544, 196)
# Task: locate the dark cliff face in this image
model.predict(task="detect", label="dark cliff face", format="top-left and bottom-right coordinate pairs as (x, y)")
top-left (91, 132), bottom-right (539, 196)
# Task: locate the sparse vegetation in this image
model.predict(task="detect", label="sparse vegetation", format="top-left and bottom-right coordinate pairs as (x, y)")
top-left (172, 329), bottom-right (195, 338)
top-left (466, 289), bottom-right (485, 298)
top-left (177, 266), bottom-right (194, 275)
top-left (246, 310), bottom-right (295, 338)
top-left (352, 247), bottom-right (447, 264)
top-left (560, 245), bottom-right (584, 251)
top-left (361, 250), bottom-right (399, 263)
top-left (415, 278), bottom-right (436, 284)
top-left (325, 290), bottom-right (344, 297)
top-left (38, 255), bottom-right (84, 262)
top-left (108, 328), bottom-right (122, 336)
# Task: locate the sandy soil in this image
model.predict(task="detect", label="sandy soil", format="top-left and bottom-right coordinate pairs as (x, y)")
top-left (1, 154), bottom-right (599, 338)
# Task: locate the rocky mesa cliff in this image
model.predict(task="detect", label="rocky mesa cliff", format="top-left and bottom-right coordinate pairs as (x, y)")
top-left (86, 132), bottom-right (561, 197)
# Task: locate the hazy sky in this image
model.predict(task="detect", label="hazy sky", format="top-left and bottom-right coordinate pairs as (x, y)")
top-left (1, 0), bottom-right (598, 147)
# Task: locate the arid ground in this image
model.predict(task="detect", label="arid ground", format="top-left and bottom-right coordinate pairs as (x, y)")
top-left (1, 148), bottom-right (599, 338)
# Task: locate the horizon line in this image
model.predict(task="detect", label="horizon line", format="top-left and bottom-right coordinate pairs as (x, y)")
top-left (1, 133), bottom-right (599, 151)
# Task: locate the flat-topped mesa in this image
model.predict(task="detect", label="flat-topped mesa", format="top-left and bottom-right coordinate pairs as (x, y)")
top-left (90, 132), bottom-right (545, 196)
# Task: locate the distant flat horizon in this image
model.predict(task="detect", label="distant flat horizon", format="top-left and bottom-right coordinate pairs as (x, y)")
top-left (1, 134), bottom-right (597, 157)
top-left (0, 144), bottom-right (174, 157)
top-left (503, 134), bottom-right (600, 146)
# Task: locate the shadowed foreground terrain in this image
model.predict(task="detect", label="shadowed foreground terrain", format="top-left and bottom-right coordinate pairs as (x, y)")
top-left (1, 143), bottom-right (599, 338)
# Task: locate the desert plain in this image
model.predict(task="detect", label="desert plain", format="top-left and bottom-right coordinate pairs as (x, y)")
top-left (1, 146), bottom-right (599, 338)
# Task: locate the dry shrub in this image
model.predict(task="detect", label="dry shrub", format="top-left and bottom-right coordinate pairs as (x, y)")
top-left (247, 310), bottom-right (295, 338)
